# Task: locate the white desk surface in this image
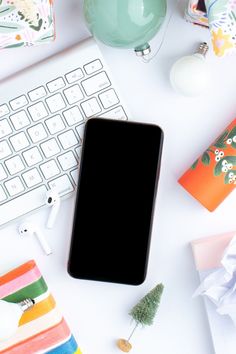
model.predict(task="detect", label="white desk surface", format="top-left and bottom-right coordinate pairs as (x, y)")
top-left (0, 1), bottom-right (236, 353)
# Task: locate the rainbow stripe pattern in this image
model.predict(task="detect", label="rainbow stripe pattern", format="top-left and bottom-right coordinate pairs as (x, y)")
top-left (0, 260), bottom-right (82, 354)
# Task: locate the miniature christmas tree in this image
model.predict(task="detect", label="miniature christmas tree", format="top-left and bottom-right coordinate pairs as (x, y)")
top-left (117, 283), bottom-right (164, 352)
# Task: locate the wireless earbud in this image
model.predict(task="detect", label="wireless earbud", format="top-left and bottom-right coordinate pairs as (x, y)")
top-left (45, 189), bottom-right (61, 229)
top-left (18, 222), bottom-right (52, 256)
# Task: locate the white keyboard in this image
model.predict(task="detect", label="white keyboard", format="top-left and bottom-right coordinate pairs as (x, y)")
top-left (0, 37), bottom-right (129, 227)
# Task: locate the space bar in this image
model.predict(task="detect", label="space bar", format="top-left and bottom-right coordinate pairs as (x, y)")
top-left (0, 186), bottom-right (47, 227)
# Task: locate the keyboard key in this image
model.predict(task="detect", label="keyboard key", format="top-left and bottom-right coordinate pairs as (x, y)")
top-left (28, 86), bottom-right (47, 102)
top-left (10, 110), bottom-right (30, 130)
top-left (0, 141), bottom-right (12, 160)
top-left (10, 132), bottom-right (30, 152)
top-left (45, 115), bottom-right (65, 134)
top-left (0, 44), bottom-right (129, 227)
top-left (70, 168), bottom-right (79, 185)
top-left (46, 93), bottom-right (66, 113)
top-left (58, 130), bottom-right (78, 149)
top-left (10, 95), bottom-right (28, 110)
top-left (23, 147), bottom-right (43, 167)
top-left (75, 125), bottom-right (84, 141)
top-left (0, 185), bottom-right (7, 202)
top-left (0, 185), bottom-right (47, 226)
top-left (65, 68), bottom-right (84, 84)
top-left (0, 104), bottom-right (9, 118)
top-left (5, 155), bottom-right (25, 175)
top-left (75, 146), bottom-right (82, 158)
top-left (22, 168), bottom-right (43, 188)
top-left (40, 160), bottom-right (60, 180)
top-left (48, 175), bottom-right (74, 196)
top-left (28, 123), bottom-right (48, 143)
top-left (47, 77), bottom-right (65, 93)
top-left (80, 97), bottom-right (101, 118)
top-left (0, 164), bottom-right (7, 181)
top-left (58, 151), bottom-right (77, 171)
top-left (0, 119), bottom-right (12, 138)
top-left (99, 88), bottom-right (119, 109)
top-left (63, 85), bottom-right (84, 105)
top-left (63, 106), bottom-right (83, 126)
top-left (41, 138), bottom-right (60, 158)
top-left (99, 106), bottom-right (128, 120)
top-left (5, 176), bottom-right (24, 196)
top-left (84, 59), bottom-right (103, 75)
top-left (81, 71), bottom-right (110, 96)
top-left (28, 102), bottom-right (48, 122)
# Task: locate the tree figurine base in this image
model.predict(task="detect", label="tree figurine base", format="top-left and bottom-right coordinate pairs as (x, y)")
top-left (117, 338), bottom-right (132, 352)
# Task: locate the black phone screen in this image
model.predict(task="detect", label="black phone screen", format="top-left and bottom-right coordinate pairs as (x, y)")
top-left (68, 118), bottom-right (163, 285)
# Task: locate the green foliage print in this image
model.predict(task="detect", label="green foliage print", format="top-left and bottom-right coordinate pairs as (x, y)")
top-left (0, 6), bottom-right (15, 17)
top-left (0, 21), bottom-right (23, 32)
top-left (206, 0), bottom-right (229, 21)
top-left (0, 1), bottom-right (42, 32)
top-left (190, 125), bottom-right (236, 185)
top-left (18, 11), bottom-right (43, 31)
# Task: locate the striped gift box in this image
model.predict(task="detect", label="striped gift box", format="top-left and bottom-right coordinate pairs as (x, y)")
top-left (0, 260), bottom-right (82, 354)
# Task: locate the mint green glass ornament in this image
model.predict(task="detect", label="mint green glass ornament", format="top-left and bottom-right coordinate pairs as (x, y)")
top-left (83, 0), bottom-right (167, 56)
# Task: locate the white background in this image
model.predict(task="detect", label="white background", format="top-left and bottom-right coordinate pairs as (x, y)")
top-left (1, 1), bottom-right (236, 353)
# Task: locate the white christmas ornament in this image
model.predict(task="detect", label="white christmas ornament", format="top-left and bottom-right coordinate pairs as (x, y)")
top-left (170, 42), bottom-right (210, 97)
top-left (0, 299), bottom-right (34, 341)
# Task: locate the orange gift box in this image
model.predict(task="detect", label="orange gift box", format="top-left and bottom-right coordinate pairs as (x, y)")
top-left (179, 118), bottom-right (236, 211)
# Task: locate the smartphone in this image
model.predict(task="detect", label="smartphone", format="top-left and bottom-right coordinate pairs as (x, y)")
top-left (68, 118), bottom-right (163, 285)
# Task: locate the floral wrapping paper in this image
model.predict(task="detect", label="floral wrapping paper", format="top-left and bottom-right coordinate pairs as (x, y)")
top-left (185, 0), bottom-right (209, 28)
top-left (179, 118), bottom-right (236, 211)
top-left (206, 0), bottom-right (236, 56)
top-left (186, 0), bottom-right (236, 56)
top-left (0, 0), bottom-right (55, 49)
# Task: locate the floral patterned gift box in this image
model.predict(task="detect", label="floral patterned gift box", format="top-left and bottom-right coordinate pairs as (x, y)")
top-left (0, 0), bottom-right (55, 49)
top-left (185, 0), bottom-right (209, 28)
top-left (206, 0), bottom-right (236, 57)
top-left (186, 0), bottom-right (236, 56)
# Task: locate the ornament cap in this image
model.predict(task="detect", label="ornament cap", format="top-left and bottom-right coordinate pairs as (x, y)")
top-left (195, 42), bottom-right (209, 57)
top-left (135, 43), bottom-right (151, 57)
